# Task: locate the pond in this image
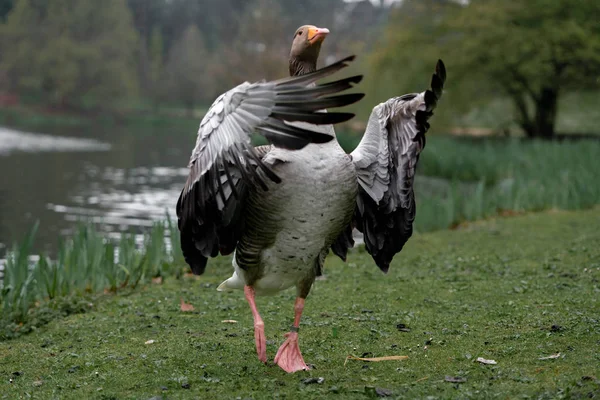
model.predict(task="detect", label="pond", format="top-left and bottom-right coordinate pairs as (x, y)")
top-left (0, 122), bottom-right (196, 256)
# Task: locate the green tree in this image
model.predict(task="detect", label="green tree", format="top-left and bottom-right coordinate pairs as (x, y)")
top-left (366, 0), bottom-right (459, 128)
top-left (0, 0), bottom-right (12, 21)
top-left (0, 0), bottom-right (139, 107)
top-left (148, 26), bottom-right (164, 106)
top-left (372, 0), bottom-right (600, 138)
top-left (162, 24), bottom-right (212, 112)
top-left (455, 0), bottom-right (600, 138)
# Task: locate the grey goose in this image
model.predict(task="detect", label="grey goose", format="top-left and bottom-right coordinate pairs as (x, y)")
top-left (176, 25), bottom-right (446, 373)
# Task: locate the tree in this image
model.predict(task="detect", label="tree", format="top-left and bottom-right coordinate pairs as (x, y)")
top-left (454, 0), bottom-right (600, 138)
top-left (366, 0), bottom-right (460, 127)
top-left (162, 25), bottom-right (213, 112)
top-left (372, 0), bottom-right (600, 137)
top-left (148, 26), bottom-right (164, 106)
top-left (0, 0), bottom-right (12, 21)
top-left (199, 0), bottom-right (289, 103)
top-left (126, 0), bottom-right (168, 94)
top-left (0, 0), bottom-right (139, 107)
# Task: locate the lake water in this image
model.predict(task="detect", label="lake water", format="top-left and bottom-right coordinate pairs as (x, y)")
top-left (0, 122), bottom-right (196, 256)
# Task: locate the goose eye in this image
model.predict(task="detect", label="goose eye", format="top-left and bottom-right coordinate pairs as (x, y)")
top-left (297, 31), bottom-right (303, 36)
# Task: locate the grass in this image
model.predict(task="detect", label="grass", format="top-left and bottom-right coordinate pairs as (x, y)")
top-left (1, 208), bottom-right (599, 399)
top-left (413, 136), bottom-right (600, 232)
top-left (0, 216), bottom-right (185, 337)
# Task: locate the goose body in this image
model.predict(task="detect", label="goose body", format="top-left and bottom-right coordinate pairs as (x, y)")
top-left (220, 131), bottom-right (357, 296)
top-left (176, 25), bottom-right (446, 373)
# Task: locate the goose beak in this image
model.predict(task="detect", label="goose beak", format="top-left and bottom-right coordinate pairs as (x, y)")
top-left (308, 27), bottom-right (329, 45)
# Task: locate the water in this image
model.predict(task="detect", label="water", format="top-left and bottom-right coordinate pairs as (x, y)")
top-left (0, 123), bottom-right (196, 256)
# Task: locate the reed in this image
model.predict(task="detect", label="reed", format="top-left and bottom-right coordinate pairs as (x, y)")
top-left (413, 136), bottom-right (600, 231)
top-left (0, 218), bottom-right (184, 326)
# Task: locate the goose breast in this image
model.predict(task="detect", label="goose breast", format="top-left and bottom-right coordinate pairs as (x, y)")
top-left (236, 140), bottom-right (357, 295)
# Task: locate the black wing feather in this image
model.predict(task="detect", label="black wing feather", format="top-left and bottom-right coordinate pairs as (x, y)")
top-left (334, 59), bottom-right (446, 272)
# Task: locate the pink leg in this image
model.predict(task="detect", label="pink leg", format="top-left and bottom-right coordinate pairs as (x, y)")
top-left (244, 286), bottom-right (266, 363)
top-left (274, 297), bottom-right (310, 373)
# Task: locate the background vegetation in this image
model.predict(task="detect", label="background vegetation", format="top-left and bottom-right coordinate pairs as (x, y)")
top-left (1, 2), bottom-right (599, 396)
top-left (0, 217), bottom-right (185, 338)
top-left (1, 0), bottom-right (599, 137)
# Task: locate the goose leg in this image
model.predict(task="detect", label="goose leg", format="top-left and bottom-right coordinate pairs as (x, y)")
top-left (274, 297), bottom-right (309, 373)
top-left (244, 286), bottom-right (267, 363)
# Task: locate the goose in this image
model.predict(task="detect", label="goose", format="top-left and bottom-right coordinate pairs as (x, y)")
top-left (176, 25), bottom-right (446, 373)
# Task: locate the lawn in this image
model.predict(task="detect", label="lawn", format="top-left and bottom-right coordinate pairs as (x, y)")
top-left (1, 208), bottom-right (599, 399)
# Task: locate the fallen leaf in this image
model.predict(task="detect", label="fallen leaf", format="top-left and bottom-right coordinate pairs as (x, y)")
top-left (345, 355), bottom-right (408, 366)
top-left (221, 319), bottom-right (238, 324)
top-left (539, 353), bottom-right (561, 360)
top-left (33, 380), bottom-right (43, 387)
top-left (476, 357), bottom-right (497, 365)
top-left (445, 376), bottom-right (467, 383)
top-left (152, 276), bottom-right (163, 284)
top-left (180, 298), bottom-right (195, 312)
top-left (145, 340), bottom-right (156, 345)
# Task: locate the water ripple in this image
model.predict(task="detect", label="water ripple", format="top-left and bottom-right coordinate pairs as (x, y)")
top-left (0, 127), bottom-right (111, 155)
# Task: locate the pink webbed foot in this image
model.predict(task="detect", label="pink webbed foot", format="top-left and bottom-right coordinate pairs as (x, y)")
top-left (254, 320), bottom-right (267, 363)
top-left (274, 331), bottom-right (310, 373)
top-left (244, 286), bottom-right (267, 364)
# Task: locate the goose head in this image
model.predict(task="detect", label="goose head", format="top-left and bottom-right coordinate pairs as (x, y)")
top-left (289, 25), bottom-right (329, 76)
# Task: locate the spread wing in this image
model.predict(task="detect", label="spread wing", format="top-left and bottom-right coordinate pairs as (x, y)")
top-left (177, 56), bottom-right (364, 275)
top-left (332, 60), bottom-right (446, 272)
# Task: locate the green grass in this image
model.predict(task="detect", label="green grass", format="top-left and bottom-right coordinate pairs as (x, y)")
top-left (0, 217), bottom-right (185, 335)
top-left (1, 208), bottom-right (599, 399)
top-left (413, 136), bottom-right (600, 232)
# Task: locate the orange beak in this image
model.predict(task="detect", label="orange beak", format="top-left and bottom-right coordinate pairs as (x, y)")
top-left (308, 26), bottom-right (329, 44)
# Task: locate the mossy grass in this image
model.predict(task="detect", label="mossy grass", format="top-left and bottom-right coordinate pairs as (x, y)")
top-left (1, 208), bottom-right (599, 399)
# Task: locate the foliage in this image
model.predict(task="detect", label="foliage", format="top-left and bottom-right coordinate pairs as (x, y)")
top-left (0, 0), bottom-right (11, 21)
top-left (414, 136), bottom-right (600, 232)
top-left (372, 0), bottom-right (600, 137)
top-left (454, 0), bottom-right (600, 137)
top-left (2, 208), bottom-right (600, 397)
top-left (0, 217), bottom-right (186, 331)
top-left (1, 222), bottom-right (39, 323)
top-left (365, 0), bottom-right (460, 129)
top-left (162, 25), bottom-right (213, 111)
top-left (0, 0), bottom-right (139, 107)
top-left (0, 0), bottom-right (391, 111)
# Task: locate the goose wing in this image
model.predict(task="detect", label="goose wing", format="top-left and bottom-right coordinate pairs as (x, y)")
top-left (177, 56), bottom-right (364, 275)
top-left (332, 60), bottom-right (446, 272)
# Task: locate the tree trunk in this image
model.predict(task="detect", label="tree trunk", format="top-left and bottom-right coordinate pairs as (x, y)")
top-left (509, 90), bottom-right (535, 137)
top-left (532, 86), bottom-right (559, 138)
top-left (509, 84), bottom-right (559, 139)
